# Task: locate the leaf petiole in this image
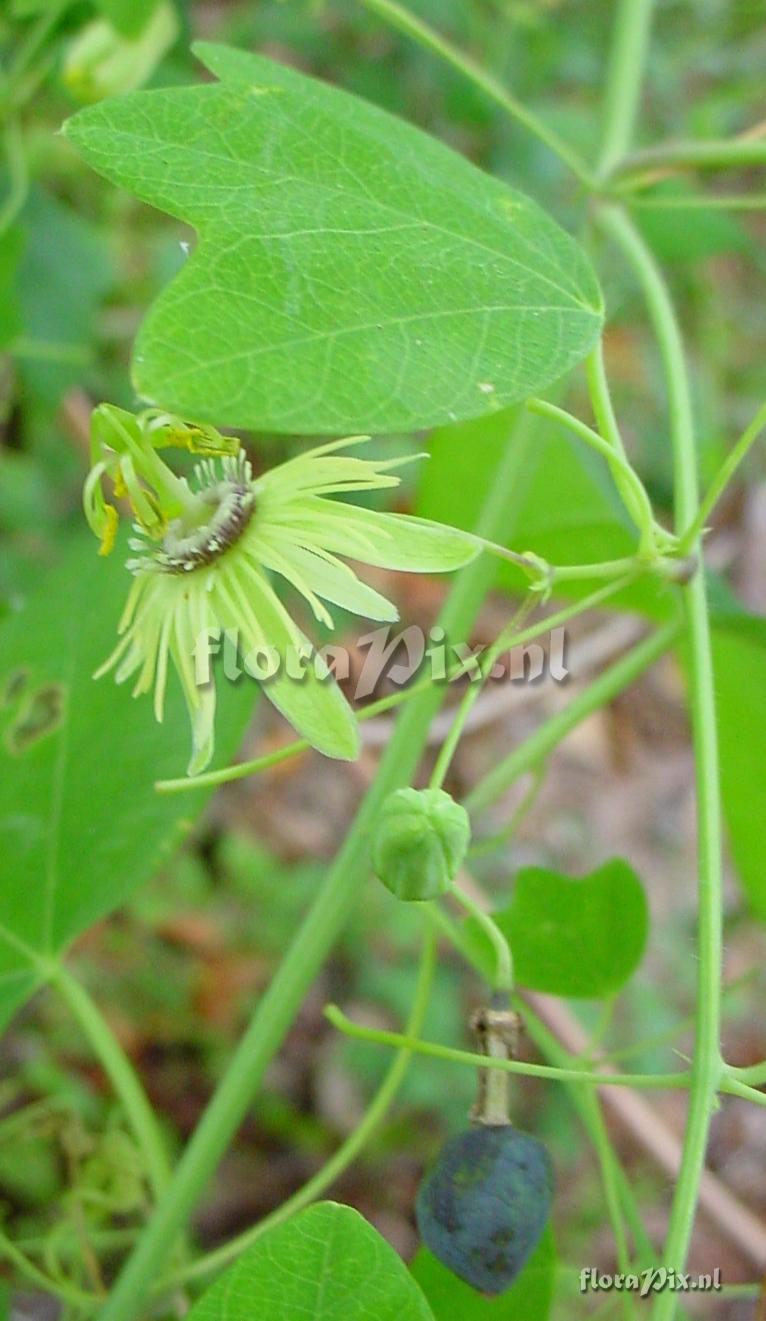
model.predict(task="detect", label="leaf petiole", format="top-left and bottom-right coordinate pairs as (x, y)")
top-left (525, 396), bottom-right (664, 555)
top-left (448, 882), bottom-right (513, 993)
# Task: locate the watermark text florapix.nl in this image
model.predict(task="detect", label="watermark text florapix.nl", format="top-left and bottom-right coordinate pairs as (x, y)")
top-left (192, 624), bottom-right (569, 700)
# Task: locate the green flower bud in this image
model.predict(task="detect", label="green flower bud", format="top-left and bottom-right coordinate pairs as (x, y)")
top-left (371, 787), bottom-right (470, 901)
top-left (63, 2), bottom-right (178, 105)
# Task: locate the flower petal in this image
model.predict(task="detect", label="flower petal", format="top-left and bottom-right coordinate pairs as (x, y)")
top-left (262, 456), bottom-right (401, 499)
top-left (277, 500), bottom-right (480, 573)
top-left (215, 564), bottom-right (360, 761)
top-left (250, 535), bottom-right (399, 624)
top-left (259, 435), bottom-right (424, 502)
top-left (187, 680), bottom-right (216, 776)
top-left (247, 537), bottom-right (334, 628)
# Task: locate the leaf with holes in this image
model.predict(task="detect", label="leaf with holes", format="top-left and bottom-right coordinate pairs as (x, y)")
top-left (0, 534), bottom-right (254, 1031)
top-left (63, 42), bottom-right (603, 435)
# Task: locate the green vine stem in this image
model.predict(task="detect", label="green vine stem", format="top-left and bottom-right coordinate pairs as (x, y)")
top-left (324, 1005), bottom-right (692, 1091)
top-left (96, 415), bottom-right (537, 1321)
top-left (526, 396), bottom-right (659, 548)
top-left (0, 1224), bottom-right (97, 1312)
top-left (325, 1007), bottom-right (760, 1111)
top-left (586, 340), bottom-right (630, 462)
top-left (413, 569), bottom-right (658, 805)
top-left (448, 882), bottom-right (513, 993)
top-left (579, 1009), bottom-right (635, 1317)
top-left (466, 617), bottom-right (682, 814)
top-left (549, 559), bottom-right (643, 583)
top-left (469, 762), bottom-right (546, 858)
top-left (627, 193), bottom-right (766, 212)
top-left (596, 206), bottom-right (725, 1321)
top-left (595, 0), bottom-right (656, 178)
top-left (589, 0), bottom-right (728, 1298)
top-left (50, 966), bottom-right (172, 1204)
top-left (521, 1002), bottom-right (655, 1277)
top-left (614, 136), bottom-right (766, 187)
top-left (585, 339), bottom-right (663, 547)
top-left (583, 1091), bottom-right (635, 1318)
top-left (723, 1077), bottom-right (766, 1111)
top-left (353, 0), bottom-right (597, 189)
top-left (600, 966), bottom-right (754, 1065)
top-left (678, 399), bottom-right (766, 553)
top-left (427, 594), bottom-right (536, 793)
top-left (728, 1057), bottom-right (766, 1087)
top-left (155, 923), bottom-right (437, 1292)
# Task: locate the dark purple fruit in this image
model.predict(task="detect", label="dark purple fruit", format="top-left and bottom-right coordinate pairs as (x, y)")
top-left (416, 1124), bottom-right (553, 1295)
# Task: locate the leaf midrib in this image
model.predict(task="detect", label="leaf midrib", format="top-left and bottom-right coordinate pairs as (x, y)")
top-left (68, 113), bottom-right (600, 313)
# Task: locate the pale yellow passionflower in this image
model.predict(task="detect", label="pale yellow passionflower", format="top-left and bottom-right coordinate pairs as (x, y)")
top-left (84, 407), bottom-right (479, 774)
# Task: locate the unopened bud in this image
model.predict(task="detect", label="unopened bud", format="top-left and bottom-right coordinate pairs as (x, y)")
top-left (371, 787), bottom-right (470, 901)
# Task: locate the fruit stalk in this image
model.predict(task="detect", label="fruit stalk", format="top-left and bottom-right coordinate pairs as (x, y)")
top-left (470, 999), bottom-right (521, 1127)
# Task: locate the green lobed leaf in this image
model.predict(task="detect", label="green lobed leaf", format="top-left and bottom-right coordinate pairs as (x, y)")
top-left (410, 1225), bottom-right (555, 1320)
top-left (0, 533), bottom-right (255, 1031)
top-left (465, 859), bottom-right (649, 998)
top-left (63, 42), bottom-right (603, 435)
top-left (185, 1202), bottom-right (435, 1320)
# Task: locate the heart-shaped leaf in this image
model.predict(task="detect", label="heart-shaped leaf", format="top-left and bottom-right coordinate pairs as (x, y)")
top-left (63, 42), bottom-right (603, 435)
top-left (465, 859), bottom-right (648, 998)
top-left (186, 1202), bottom-right (434, 1320)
